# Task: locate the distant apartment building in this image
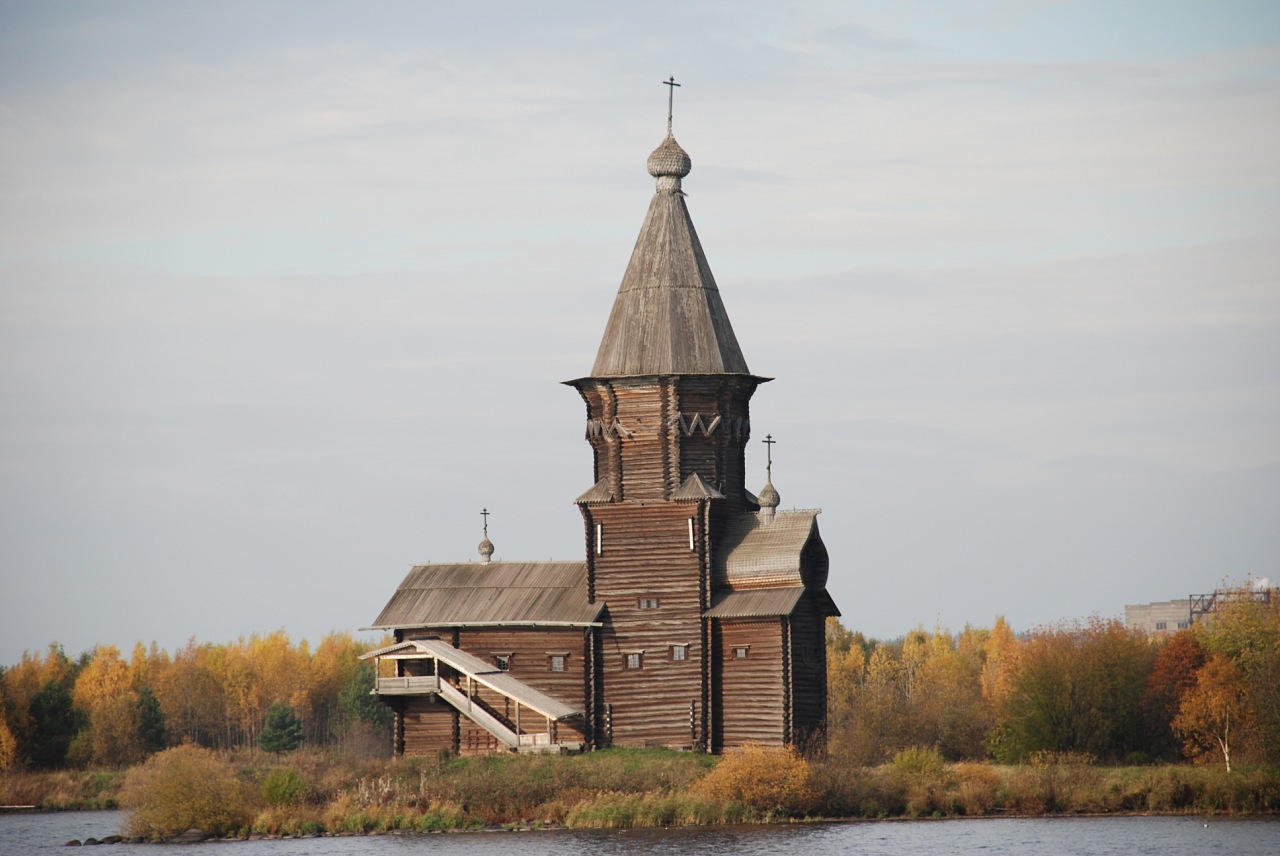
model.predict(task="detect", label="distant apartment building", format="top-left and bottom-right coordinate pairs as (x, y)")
top-left (1124, 599), bottom-right (1193, 636)
top-left (1126, 584), bottom-right (1274, 637)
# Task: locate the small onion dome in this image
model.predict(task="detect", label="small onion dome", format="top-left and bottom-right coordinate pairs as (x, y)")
top-left (478, 537), bottom-right (494, 563)
top-left (758, 479), bottom-right (780, 510)
top-left (647, 134), bottom-right (691, 192)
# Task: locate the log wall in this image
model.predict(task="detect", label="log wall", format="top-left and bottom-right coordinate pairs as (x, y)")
top-left (400, 695), bottom-right (456, 756)
top-left (714, 618), bottom-right (785, 750)
top-left (587, 500), bottom-right (705, 748)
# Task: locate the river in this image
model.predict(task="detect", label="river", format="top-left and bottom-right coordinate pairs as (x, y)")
top-left (1, 811), bottom-right (1276, 855)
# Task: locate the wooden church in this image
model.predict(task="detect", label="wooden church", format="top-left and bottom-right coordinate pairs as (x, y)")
top-left (363, 91), bottom-right (839, 755)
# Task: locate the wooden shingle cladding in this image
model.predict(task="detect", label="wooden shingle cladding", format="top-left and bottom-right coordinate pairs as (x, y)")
top-left (370, 562), bottom-right (600, 630)
top-left (589, 169), bottom-right (749, 378)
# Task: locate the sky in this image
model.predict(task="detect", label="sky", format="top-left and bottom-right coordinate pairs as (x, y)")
top-left (1, 1), bottom-right (1278, 665)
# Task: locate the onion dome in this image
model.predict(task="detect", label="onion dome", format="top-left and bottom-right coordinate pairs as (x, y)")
top-left (758, 479), bottom-right (780, 510)
top-left (478, 508), bottom-right (494, 563)
top-left (647, 134), bottom-right (691, 192)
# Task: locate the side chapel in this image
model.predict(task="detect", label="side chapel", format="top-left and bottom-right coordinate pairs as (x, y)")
top-left (363, 86), bottom-right (839, 754)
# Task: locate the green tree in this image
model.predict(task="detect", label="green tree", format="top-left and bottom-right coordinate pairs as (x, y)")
top-left (137, 685), bottom-right (167, 753)
top-left (27, 679), bottom-right (82, 768)
top-left (259, 701), bottom-right (303, 754)
top-left (337, 660), bottom-right (391, 731)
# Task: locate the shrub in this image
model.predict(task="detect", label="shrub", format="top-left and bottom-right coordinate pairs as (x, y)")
top-left (119, 745), bottom-right (255, 838)
top-left (262, 768), bottom-right (308, 807)
top-left (693, 744), bottom-right (817, 817)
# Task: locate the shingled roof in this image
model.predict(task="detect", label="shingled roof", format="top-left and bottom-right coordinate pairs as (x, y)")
top-left (589, 134), bottom-right (751, 377)
top-left (712, 509), bottom-right (830, 591)
top-left (369, 562), bottom-right (601, 629)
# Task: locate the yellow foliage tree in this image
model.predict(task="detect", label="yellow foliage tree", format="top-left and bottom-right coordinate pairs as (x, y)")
top-left (74, 645), bottom-right (144, 766)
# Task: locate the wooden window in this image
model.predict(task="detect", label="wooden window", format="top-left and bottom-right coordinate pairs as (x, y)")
top-left (625, 652), bottom-right (643, 670)
top-left (688, 517), bottom-right (695, 550)
top-left (494, 654), bottom-right (512, 671)
top-left (548, 654), bottom-right (567, 672)
top-left (1177, 621), bottom-right (1190, 629)
top-left (670, 644), bottom-right (688, 662)
top-left (1155, 622), bottom-right (1167, 631)
top-left (595, 523), bottom-right (603, 555)
top-left (733, 646), bottom-right (750, 660)
top-left (637, 597), bottom-right (659, 610)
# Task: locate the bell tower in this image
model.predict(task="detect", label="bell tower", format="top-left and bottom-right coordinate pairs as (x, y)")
top-left (566, 82), bottom-right (769, 749)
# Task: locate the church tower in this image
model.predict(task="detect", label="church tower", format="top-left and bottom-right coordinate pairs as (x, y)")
top-left (567, 85), bottom-right (834, 751)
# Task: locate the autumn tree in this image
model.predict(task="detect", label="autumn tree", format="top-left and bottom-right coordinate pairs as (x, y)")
top-left (1173, 654), bottom-right (1248, 771)
top-left (1141, 631), bottom-right (1205, 760)
top-left (1193, 589), bottom-right (1280, 766)
top-left (992, 618), bottom-right (1155, 763)
top-left (73, 645), bottom-right (146, 766)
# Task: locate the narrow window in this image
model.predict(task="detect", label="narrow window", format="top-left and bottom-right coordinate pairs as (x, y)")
top-left (595, 523), bottom-right (603, 555)
top-left (733, 646), bottom-right (749, 660)
top-left (625, 652), bottom-right (643, 670)
top-left (688, 517), bottom-right (695, 550)
top-left (671, 644), bottom-right (688, 662)
top-left (549, 654), bottom-right (566, 673)
top-left (637, 597), bottom-right (659, 610)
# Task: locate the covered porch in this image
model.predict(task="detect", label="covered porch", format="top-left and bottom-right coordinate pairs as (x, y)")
top-left (362, 639), bottom-right (583, 753)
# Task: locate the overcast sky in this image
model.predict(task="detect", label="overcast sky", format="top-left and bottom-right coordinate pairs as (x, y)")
top-left (2, 1), bottom-right (1277, 665)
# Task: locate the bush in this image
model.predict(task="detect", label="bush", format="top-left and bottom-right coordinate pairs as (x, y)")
top-left (693, 744), bottom-right (817, 817)
top-left (262, 768), bottom-right (308, 807)
top-left (119, 745), bottom-right (255, 838)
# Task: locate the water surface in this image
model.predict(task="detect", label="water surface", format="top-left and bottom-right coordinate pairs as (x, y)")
top-left (2, 812), bottom-right (1276, 855)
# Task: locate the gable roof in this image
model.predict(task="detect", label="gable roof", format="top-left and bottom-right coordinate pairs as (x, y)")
top-left (589, 136), bottom-right (751, 378)
top-left (369, 561), bottom-right (601, 629)
top-left (713, 509), bottom-right (830, 590)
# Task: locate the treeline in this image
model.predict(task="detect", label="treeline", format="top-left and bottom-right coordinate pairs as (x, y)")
top-left (827, 589), bottom-right (1280, 770)
top-left (0, 631), bottom-right (391, 771)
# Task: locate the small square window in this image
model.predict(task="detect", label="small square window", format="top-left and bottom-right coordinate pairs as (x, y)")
top-left (495, 654), bottom-right (512, 671)
top-left (733, 646), bottom-right (750, 660)
top-left (638, 598), bottom-right (659, 610)
top-left (549, 655), bottom-right (566, 672)
top-left (625, 652), bottom-right (643, 670)
top-left (671, 645), bottom-right (688, 662)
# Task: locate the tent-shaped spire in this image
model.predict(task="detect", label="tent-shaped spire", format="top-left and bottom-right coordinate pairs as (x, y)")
top-left (590, 131), bottom-right (750, 377)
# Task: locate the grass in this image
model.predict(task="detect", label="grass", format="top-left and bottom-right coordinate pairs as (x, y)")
top-left (3, 747), bottom-right (1277, 838)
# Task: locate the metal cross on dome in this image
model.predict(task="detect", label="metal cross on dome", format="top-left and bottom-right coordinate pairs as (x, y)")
top-left (480, 507), bottom-right (489, 538)
top-left (763, 433), bottom-right (775, 479)
top-left (663, 76), bottom-right (681, 134)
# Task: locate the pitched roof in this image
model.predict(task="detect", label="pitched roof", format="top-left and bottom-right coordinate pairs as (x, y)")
top-left (589, 135), bottom-right (751, 378)
top-left (369, 562), bottom-right (601, 629)
top-left (713, 509), bottom-right (829, 590)
top-left (672, 472), bottom-right (725, 500)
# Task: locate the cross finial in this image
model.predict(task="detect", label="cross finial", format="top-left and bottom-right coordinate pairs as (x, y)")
top-left (663, 76), bottom-right (681, 135)
top-left (480, 507), bottom-right (489, 538)
top-left (763, 433), bottom-right (775, 478)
